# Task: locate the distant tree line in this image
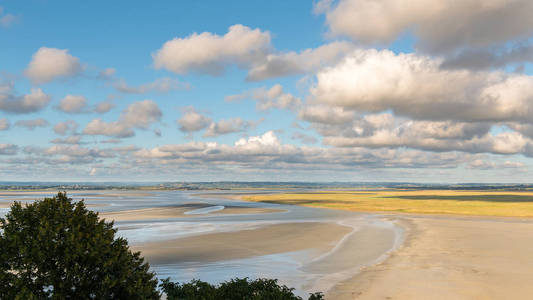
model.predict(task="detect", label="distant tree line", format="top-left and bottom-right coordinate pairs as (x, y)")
top-left (0, 192), bottom-right (323, 299)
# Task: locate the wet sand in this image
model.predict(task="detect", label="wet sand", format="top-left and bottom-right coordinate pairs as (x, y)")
top-left (100, 204), bottom-right (286, 221)
top-left (134, 222), bottom-right (353, 264)
top-left (328, 215), bottom-right (533, 300)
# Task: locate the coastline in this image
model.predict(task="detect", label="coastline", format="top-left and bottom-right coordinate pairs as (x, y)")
top-left (328, 214), bottom-right (533, 299)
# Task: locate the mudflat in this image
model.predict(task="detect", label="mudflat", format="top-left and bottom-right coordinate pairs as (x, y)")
top-left (100, 204), bottom-right (286, 221)
top-left (133, 222), bottom-right (353, 265)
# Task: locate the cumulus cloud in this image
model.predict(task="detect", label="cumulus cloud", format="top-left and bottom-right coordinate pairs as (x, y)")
top-left (94, 101), bottom-right (114, 113)
top-left (0, 118), bottom-right (9, 130)
top-left (226, 84), bottom-right (302, 111)
top-left (246, 41), bottom-right (354, 81)
top-left (132, 130), bottom-right (474, 171)
top-left (0, 144), bottom-right (17, 155)
top-left (83, 119), bottom-right (134, 138)
top-left (25, 47), bottom-right (82, 84)
top-left (153, 24), bottom-right (271, 75)
top-left (120, 100), bottom-right (162, 128)
top-left (83, 100), bottom-right (162, 138)
top-left (467, 159), bottom-right (526, 170)
top-left (50, 136), bottom-right (83, 145)
top-left (97, 68), bottom-right (116, 80)
top-left (177, 108), bottom-right (212, 133)
top-left (113, 77), bottom-right (190, 94)
top-left (57, 95), bottom-right (88, 113)
top-left (53, 120), bottom-right (78, 135)
top-left (441, 43), bottom-right (533, 70)
top-left (203, 117), bottom-right (260, 137)
top-left (14, 118), bottom-right (49, 130)
top-left (0, 86), bottom-right (50, 114)
top-left (291, 132), bottom-right (318, 144)
top-left (316, 0), bottom-right (533, 54)
top-left (311, 49), bottom-right (533, 123)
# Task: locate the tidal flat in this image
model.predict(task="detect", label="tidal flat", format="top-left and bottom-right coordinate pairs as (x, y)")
top-left (0, 190), bottom-right (401, 297)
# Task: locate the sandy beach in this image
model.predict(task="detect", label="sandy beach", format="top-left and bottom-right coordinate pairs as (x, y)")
top-left (328, 215), bottom-right (533, 300)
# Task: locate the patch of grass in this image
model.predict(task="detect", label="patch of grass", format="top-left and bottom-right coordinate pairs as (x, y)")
top-left (243, 190), bottom-right (533, 217)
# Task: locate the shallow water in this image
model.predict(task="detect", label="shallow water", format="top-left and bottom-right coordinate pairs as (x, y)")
top-left (0, 190), bottom-right (401, 296)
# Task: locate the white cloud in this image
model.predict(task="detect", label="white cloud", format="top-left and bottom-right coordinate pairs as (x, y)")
top-left (177, 108), bottom-right (212, 133)
top-left (57, 95), bottom-right (88, 113)
top-left (83, 100), bottom-right (161, 138)
top-left (113, 77), bottom-right (190, 94)
top-left (0, 144), bottom-right (17, 155)
top-left (153, 24), bottom-right (271, 75)
top-left (14, 118), bottom-right (49, 130)
top-left (247, 41), bottom-right (354, 81)
top-left (0, 118), bottom-right (9, 130)
top-left (0, 87), bottom-right (50, 114)
top-left (83, 119), bottom-right (134, 138)
top-left (51, 136), bottom-right (83, 145)
top-left (120, 100), bottom-right (162, 128)
top-left (94, 101), bottom-right (114, 113)
top-left (53, 120), bottom-right (78, 135)
top-left (316, 0), bottom-right (533, 54)
top-left (226, 84), bottom-right (302, 111)
top-left (25, 47), bottom-right (82, 84)
top-left (203, 117), bottom-right (259, 137)
top-left (311, 49), bottom-right (533, 123)
top-left (97, 68), bottom-right (116, 80)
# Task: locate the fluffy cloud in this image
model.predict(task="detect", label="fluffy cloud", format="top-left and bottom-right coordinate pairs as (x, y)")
top-left (311, 49), bottom-right (533, 123)
top-left (97, 68), bottom-right (116, 80)
top-left (226, 84), bottom-right (302, 111)
top-left (440, 43), bottom-right (533, 70)
top-left (25, 47), bottom-right (82, 84)
top-left (94, 101), bottom-right (114, 113)
top-left (204, 118), bottom-right (260, 137)
top-left (57, 95), bottom-right (88, 113)
top-left (83, 100), bottom-right (162, 138)
top-left (0, 144), bottom-right (17, 155)
top-left (0, 87), bottom-right (50, 114)
top-left (113, 77), bottom-right (190, 94)
top-left (0, 118), bottom-right (9, 130)
top-left (316, 0), bottom-right (533, 54)
top-left (120, 100), bottom-right (162, 128)
top-left (177, 108), bottom-right (212, 133)
top-left (291, 132), bottom-right (318, 144)
top-left (153, 24), bottom-right (271, 75)
top-left (51, 136), bottom-right (83, 145)
top-left (53, 120), bottom-right (78, 135)
top-left (246, 41), bottom-right (354, 81)
top-left (83, 119), bottom-right (134, 138)
top-left (14, 118), bottom-right (49, 130)
top-left (132, 130), bottom-right (473, 171)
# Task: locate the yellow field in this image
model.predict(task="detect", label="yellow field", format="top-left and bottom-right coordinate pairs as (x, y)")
top-left (243, 190), bottom-right (533, 217)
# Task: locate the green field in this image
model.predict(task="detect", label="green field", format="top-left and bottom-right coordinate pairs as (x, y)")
top-left (243, 190), bottom-right (533, 217)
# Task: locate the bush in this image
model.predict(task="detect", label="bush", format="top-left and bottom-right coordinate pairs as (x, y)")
top-left (0, 192), bottom-right (159, 299)
top-left (160, 277), bottom-right (324, 300)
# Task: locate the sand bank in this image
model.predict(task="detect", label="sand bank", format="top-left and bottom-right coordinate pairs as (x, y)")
top-left (100, 204), bottom-right (286, 221)
top-left (328, 215), bottom-right (533, 300)
top-left (134, 222), bottom-right (353, 265)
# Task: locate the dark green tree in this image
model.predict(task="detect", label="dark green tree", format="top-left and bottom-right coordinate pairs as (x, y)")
top-left (160, 277), bottom-right (324, 300)
top-left (0, 192), bottom-right (159, 299)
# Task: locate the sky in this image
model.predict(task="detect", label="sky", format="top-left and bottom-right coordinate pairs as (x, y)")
top-left (1, 0), bottom-right (533, 183)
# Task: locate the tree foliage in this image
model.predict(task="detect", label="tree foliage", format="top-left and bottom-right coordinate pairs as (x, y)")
top-left (160, 277), bottom-right (324, 300)
top-left (0, 192), bottom-right (159, 299)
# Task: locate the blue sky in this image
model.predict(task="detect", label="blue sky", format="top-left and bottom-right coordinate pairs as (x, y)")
top-left (1, 0), bottom-right (533, 182)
